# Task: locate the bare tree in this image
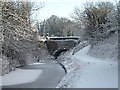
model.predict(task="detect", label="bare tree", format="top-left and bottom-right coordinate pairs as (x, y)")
top-left (117, 1), bottom-right (120, 30)
top-left (1, 1), bottom-right (44, 69)
top-left (72, 2), bottom-right (117, 42)
top-left (117, 1), bottom-right (120, 60)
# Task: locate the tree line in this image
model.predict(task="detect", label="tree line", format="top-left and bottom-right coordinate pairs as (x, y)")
top-left (37, 15), bottom-right (82, 37)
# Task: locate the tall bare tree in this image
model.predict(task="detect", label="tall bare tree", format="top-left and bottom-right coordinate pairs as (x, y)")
top-left (1, 1), bottom-right (44, 71)
top-left (72, 2), bottom-right (117, 42)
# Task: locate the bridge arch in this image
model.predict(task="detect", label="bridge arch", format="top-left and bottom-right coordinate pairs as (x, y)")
top-left (53, 48), bottom-right (68, 59)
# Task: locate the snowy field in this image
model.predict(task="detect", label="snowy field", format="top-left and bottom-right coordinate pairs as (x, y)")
top-left (57, 45), bottom-right (118, 88)
top-left (0, 63), bottom-right (43, 86)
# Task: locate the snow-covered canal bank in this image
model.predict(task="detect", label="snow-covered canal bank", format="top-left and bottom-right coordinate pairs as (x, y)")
top-left (57, 45), bottom-right (118, 88)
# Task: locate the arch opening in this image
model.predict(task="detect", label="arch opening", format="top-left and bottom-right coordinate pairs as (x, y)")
top-left (53, 48), bottom-right (68, 59)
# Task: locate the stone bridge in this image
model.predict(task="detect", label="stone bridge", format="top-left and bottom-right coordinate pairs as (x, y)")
top-left (45, 37), bottom-right (80, 59)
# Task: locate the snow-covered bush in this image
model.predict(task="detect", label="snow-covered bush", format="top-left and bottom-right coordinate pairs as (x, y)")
top-left (88, 31), bottom-right (118, 60)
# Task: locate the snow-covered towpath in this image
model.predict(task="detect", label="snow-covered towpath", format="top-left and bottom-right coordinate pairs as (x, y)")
top-left (57, 46), bottom-right (118, 88)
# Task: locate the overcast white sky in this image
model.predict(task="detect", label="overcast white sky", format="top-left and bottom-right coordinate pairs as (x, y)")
top-left (30, 0), bottom-right (118, 21)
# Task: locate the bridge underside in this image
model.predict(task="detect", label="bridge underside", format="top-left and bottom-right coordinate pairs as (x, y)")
top-left (45, 39), bottom-right (79, 59)
top-left (53, 48), bottom-right (68, 59)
